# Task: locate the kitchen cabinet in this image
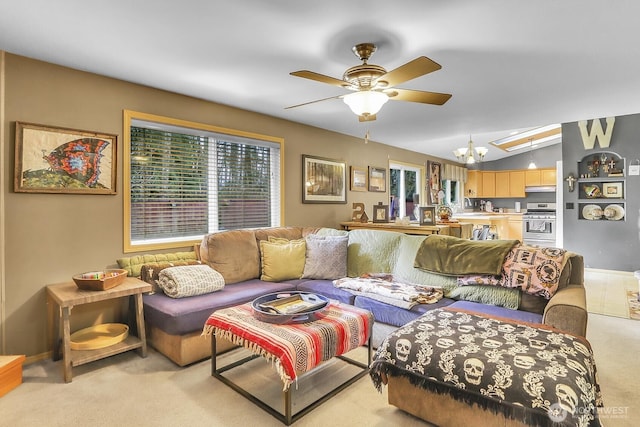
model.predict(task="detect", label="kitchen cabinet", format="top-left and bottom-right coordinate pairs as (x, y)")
top-left (507, 215), bottom-right (523, 241)
top-left (541, 169), bottom-right (556, 185)
top-left (491, 170), bottom-right (525, 198)
top-left (495, 171), bottom-right (510, 197)
top-left (509, 170), bottom-right (525, 197)
top-left (465, 170), bottom-right (483, 197)
top-left (481, 172), bottom-right (495, 197)
top-left (525, 168), bottom-right (556, 186)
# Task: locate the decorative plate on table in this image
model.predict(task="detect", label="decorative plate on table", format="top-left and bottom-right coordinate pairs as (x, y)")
top-left (582, 204), bottom-right (603, 220)
top-left (603, 204), bottom-right (625, 221)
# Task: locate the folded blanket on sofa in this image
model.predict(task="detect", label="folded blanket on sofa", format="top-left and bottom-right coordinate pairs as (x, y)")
top-left (156, 264), bottom-right (225, 298)
top-left (333, 274), bottom-right (443, 309)
top-left (414, 235), bottom-right (519, 276)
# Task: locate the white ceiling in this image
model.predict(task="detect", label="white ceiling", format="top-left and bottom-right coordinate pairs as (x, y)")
top-left (2, 1), bottom-right (640, 162)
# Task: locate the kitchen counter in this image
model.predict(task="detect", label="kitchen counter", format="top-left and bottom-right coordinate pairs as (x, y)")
top-left (451, 214), bottom-right (510, 240)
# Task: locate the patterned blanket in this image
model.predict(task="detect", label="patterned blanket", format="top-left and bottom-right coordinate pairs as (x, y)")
top-left (370, 308), bottom-right (602, 427)
top-left (203, 302), bottom-right (373, 390)
top-left (333, 274), bottom-right (444, 309)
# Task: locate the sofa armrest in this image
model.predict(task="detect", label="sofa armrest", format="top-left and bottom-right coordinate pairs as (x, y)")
top-left (542, 285), bottom-right (587, 337)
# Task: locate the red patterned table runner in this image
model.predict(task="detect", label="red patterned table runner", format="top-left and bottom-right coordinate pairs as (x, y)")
top-left (203, 302), bottom-right (373, 390)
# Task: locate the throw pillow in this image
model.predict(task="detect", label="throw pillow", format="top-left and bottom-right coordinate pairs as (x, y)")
top-left (260, 238), bottom-right (306, 282)
top-left (302, 234), bottom-right (348, 280)
top-left (156, 265), bottom-right (225, 298)
top-left (498, 244), bottom-right (567, 299)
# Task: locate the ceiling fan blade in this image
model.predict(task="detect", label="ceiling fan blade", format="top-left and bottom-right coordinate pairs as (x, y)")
top-left (385, 88), bottom-right (452, 105)
top-left (376, 57), bottom-right (442, 88)
top-left (290, 70), bottom-right (350, 88)
top-left (358, 114), bottom-right (377, 122)
top-left (284, 94), bottom-right (343, 110)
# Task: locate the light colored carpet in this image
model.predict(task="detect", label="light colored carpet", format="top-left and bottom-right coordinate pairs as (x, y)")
top-left (584, 268), bottom-right (639, 319)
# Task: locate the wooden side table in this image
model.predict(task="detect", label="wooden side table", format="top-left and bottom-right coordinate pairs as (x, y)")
top-left (46, 277), bottom-right (152, 382)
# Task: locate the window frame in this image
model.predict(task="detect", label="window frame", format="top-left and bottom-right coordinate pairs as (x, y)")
top-left (123, 110), bottom-right (284, 253)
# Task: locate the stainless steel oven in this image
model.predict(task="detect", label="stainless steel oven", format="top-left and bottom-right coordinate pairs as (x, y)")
top-left (522, 202), bottom-right (556, 246)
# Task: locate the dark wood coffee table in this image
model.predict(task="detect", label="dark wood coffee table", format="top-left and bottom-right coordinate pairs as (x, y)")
top-left (203, 301), bottom-right (373, 425)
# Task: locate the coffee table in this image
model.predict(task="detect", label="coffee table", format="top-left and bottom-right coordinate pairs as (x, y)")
top-left (203, 301), bottom-right (373, 425)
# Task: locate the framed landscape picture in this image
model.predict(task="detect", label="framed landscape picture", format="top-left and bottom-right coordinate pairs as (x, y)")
top-left (14, 122), bottom-right (117, 194)
top-left (302, 154), bottom-right (347, 203)
top-left (368, 166), bottom-right (386, 192)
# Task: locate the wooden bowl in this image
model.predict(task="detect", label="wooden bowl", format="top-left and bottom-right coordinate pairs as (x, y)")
top-left (72, 269), bottom-right (128, 291)
top-left (70, 323), bottom-right (129, 350)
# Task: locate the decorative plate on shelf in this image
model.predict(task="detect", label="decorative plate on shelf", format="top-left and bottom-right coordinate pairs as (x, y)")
top-left (604, 204), bottom-right (625, 221)
top-left (582, 204), bottom-right (603, 220)
top-left (583, 184), bottom-right (601, 198)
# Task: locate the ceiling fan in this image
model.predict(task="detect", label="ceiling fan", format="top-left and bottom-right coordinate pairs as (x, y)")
top-left (286, 43), bottom-right (452, 122)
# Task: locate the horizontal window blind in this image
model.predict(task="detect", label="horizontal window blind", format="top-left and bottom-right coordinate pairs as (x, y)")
top-left (129, 121), bottom-right (281, 247)
top-left (130, 127), bottom-right (209, 242)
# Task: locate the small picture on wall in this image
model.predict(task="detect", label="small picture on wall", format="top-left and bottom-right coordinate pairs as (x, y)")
top-left (350, 166), bottom-right (368, 192)
top-left (368, 166), bottom-right (387, 192)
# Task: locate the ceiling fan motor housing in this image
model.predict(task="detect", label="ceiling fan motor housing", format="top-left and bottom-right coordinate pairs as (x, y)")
top-left (343, 64), bottom-right (387, 90)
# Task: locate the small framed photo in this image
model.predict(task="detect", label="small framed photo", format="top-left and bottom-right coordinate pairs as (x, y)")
top-left (350, 166), bottom-right (368, 192)
top-left (602, 182), bottom-right (623, 198)
top-left (368, 166), bottom-right (387, 192)
top-left (372, 204), bottom-right (389, 223)
top-left (419, 206), bottom-right (436, 226)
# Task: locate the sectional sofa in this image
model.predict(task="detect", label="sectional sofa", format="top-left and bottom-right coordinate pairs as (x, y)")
top-left (134, 226), bottom-right (586, 368)
top-left (130, 225), bottom-right (589, 426)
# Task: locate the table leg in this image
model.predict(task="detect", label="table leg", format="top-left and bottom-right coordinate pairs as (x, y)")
top-left (61, 306), bottom-right (72, 383)
top-left (211, 334), bottom-right (217, 375)
top-left (284, 387), bottom-right (292, 425)
top-left (50, 298), bottom-right (61, 362)
top-left (133, 293), bottom-right (147, 357)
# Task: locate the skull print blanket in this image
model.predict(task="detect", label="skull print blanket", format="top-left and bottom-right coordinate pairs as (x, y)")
top-left (370, 308), bottom-right (603, 427)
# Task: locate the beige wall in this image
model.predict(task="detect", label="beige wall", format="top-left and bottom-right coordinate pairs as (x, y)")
top-left (1, 53), bottom-right (450, 357)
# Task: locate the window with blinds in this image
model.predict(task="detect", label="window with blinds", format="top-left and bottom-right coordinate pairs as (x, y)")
top-left (124, 111), bottom-right (282, 251)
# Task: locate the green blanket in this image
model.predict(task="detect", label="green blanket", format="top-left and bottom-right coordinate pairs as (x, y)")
top-left (413, 235), bottom-right (518, 276)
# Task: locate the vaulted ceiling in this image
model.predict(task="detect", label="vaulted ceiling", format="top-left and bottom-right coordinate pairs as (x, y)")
top-left (2, 1), bottom-right (640, 162)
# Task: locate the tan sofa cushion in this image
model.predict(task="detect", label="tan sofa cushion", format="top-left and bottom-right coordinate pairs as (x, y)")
top-left (206, 230), bottom-right (259, 284)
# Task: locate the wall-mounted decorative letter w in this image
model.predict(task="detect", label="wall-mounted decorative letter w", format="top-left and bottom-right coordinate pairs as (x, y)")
top-left (577, 117), bottom-right (615, 149)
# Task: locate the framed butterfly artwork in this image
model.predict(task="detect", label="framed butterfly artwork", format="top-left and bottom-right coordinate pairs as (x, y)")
top-left (14, 122), bottom-right (117, 194)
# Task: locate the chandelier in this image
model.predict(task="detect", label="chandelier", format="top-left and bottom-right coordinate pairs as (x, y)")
top-left (453, 136), bottom-right (488, 164)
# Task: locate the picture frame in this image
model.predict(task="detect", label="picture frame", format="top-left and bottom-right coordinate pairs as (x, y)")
top-left (368, 166), bottom-right (387, 192)
top-left (14, 122), bottom-right (117, 195)
top-left (419, 206), bottom-right (437, 226)
top-left (350, 166), bottom-right (368, 192)
top-left (302, 154), bottom-right (347, 203)
top-left (428, 161), bottom-right (442, 204)
top-left (372, 203), bottom-right (389, 223)
top-left (602, 182), bottom-right (623, 198)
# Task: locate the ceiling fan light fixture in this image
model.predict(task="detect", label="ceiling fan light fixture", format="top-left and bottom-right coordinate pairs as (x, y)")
top-left (343, 91), bottom-right (388, 117)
